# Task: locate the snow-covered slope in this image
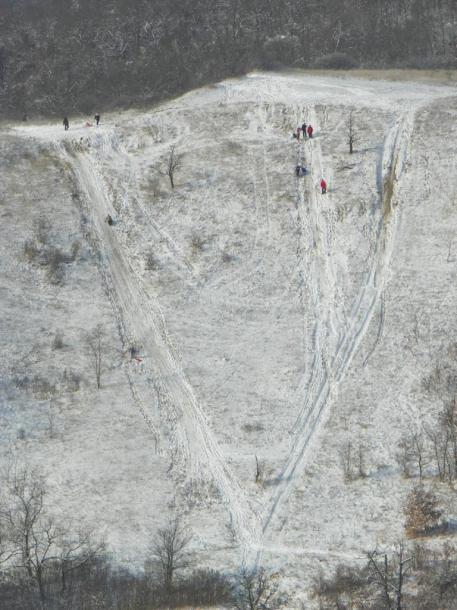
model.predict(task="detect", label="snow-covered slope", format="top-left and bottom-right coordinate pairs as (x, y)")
top-left (2, 72), bottom-right (457, 601)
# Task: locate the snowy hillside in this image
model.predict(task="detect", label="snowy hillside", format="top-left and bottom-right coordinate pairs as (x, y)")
top-left (2, 71), bottom-right (457, 603)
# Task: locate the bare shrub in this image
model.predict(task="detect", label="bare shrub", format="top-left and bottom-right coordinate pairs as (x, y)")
top-left (15, 375), bottom-right (57, 399)
top-left (166, 568), bottom-right (234, 608)
top-left (33, 217), bottom-right (51, 245)
top-left (145, 177), bottom-right (166, 199)
top-left (145, 250), bottom-right (160, 271)
top-left (405, 486), bottom-right (443, 537)
top-left (233, 567), bottom-right (285, 610)
top-left (23, 239), bottom-right (39, 262)
top-left (312, 564), bottom-right (368, 608)
top-left (222, 250), bottom-right (235, 264)
top-left (397, 432), bottom-right (428, 480)
top-left (191, 234), bottom-right (205, 254)
top-left (62, 369), bottom-right (81, 393)
top-left (339, 440), bottom-right (367, 482)
top-left (243, 422), bottom-right (265, 433)
top-left (43, 247), bottom-right (70, 285)
top-left (52, 331), bottom-right (64, 350)
top-left (70, 240), bottom-right (81, 261)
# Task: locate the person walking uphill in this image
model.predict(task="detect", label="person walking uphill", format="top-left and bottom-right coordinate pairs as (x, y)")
top-left (320, 178), bottom-right (327, 194)
top-left (307, 124), bottom-right (313, 139)
top-left (302, 122), bottom-right (307, 137)
top-left (94, 113), bottom-right (100, 126)
top-left (63, 116), bottom-right (69, 131)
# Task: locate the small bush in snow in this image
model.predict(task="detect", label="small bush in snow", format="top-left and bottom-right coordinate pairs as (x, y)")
top-left (52, 331), bottom-right (64, 350)
top-left (23, 239), bottom-right (39, 262)
top-left (145, 250), bottom-right (160, 271)
top-left (33, 216), bottom-right (51, 245)
top-left (191, 234), bottom-right (206, 253)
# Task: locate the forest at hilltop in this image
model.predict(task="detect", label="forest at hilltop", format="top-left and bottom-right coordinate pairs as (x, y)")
top-left (0, 0), bottom-right (456, 118)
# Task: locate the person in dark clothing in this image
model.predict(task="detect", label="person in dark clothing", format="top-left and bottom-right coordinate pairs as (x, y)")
top-left (63, 117), bottom-right (69, 130)
top-left (94, 113), bottom-right (100, 126)
top-left (302, 122), bottom-right (307, 137)
top-left (106, 214), bottom-right (114, 225)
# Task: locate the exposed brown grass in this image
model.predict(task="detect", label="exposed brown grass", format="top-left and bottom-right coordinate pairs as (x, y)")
top-left (281, 68), bottom-right (457, 85)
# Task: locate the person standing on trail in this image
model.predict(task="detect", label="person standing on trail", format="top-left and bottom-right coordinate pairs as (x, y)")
top-left (302, 122), bottom-right (307, 137)
top-left (296, 126), bottom-right (301, 141)
top-left (307, 124), bottom-right (313, 138)
top-left (94, 113), bottom-right (100, 126)
top-left (320, 178), bottom-right (327, 194)
top-left (63, 116), bottom-right (69, 131)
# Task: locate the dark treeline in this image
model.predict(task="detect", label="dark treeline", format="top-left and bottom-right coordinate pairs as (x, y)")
top-left (0, 0), bottom-right (456, 118)
top-left (1, 559), bottom-right (236, 610)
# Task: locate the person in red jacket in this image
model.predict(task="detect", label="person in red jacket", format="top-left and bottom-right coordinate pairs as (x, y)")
top-left (296, 126), bottom-right (301, 141)
top-left (320, 178), bottom-right (327, 194)
top-left (307, 124), bottom-right (313, 138)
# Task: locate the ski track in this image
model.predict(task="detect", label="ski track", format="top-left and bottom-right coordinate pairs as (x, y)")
top-left (260, 107), bottom-right (416, 541)
top-left (54, 140), bottom-right (261, 547)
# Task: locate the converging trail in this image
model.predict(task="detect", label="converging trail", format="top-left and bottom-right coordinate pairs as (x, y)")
top-left (260, 108), bottom-right (415, 541)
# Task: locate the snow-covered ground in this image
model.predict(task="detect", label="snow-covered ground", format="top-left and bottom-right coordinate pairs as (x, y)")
top-left (2, 71), bottom-right (457, 603)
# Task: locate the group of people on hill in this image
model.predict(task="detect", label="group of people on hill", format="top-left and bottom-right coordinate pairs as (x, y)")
top-left (62, 113), bottom-right (101, 130)
top-left (294, 122), bottom-right (313, 141)
top-left (294, 120), bottom-right (327, 195)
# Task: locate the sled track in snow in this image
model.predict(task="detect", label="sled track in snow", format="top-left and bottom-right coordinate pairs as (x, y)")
top-left (56, 141), bottom-right (260, 547)
top-left (261, 109), bottom-right (415, 537)
top-left (97, 132), bottom-right (197, 282)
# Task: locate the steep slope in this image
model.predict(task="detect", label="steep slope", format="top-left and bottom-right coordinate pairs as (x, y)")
top-left (3, 73), bottom-right (457, 599)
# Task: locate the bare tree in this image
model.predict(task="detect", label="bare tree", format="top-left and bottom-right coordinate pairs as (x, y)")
top-left (397, 431), bottom-right (428, 480)
top-left (151, 517), bottom-right (192, 592)
top-left (367, 543), bottom-right (414, 610)
top-left (161, 145), bottom-right (182, 189)
top-left (348, 110), bottom-right (357, 154)
top-left (85, 324), bottom-right (106, 390)
top-left (59, 527), bottom-right (106, 593)
top-left (0, 465), bottom-right (47, 579)
top-left (234, 567), bottom-right (285, 610)
top-left (0, 465), bottom-right (105, 608)
top-left (0, 466), bottom-right (56, 608)
top-left (427, 427), bottom-right (449, 482)
top-left (339, 440), bottom-right (366, 481)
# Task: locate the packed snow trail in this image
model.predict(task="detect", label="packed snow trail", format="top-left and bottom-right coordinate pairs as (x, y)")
top-left (56, 141), bottom-right (260, 547)
top-left (261, 110), bottom-right (415, 538)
